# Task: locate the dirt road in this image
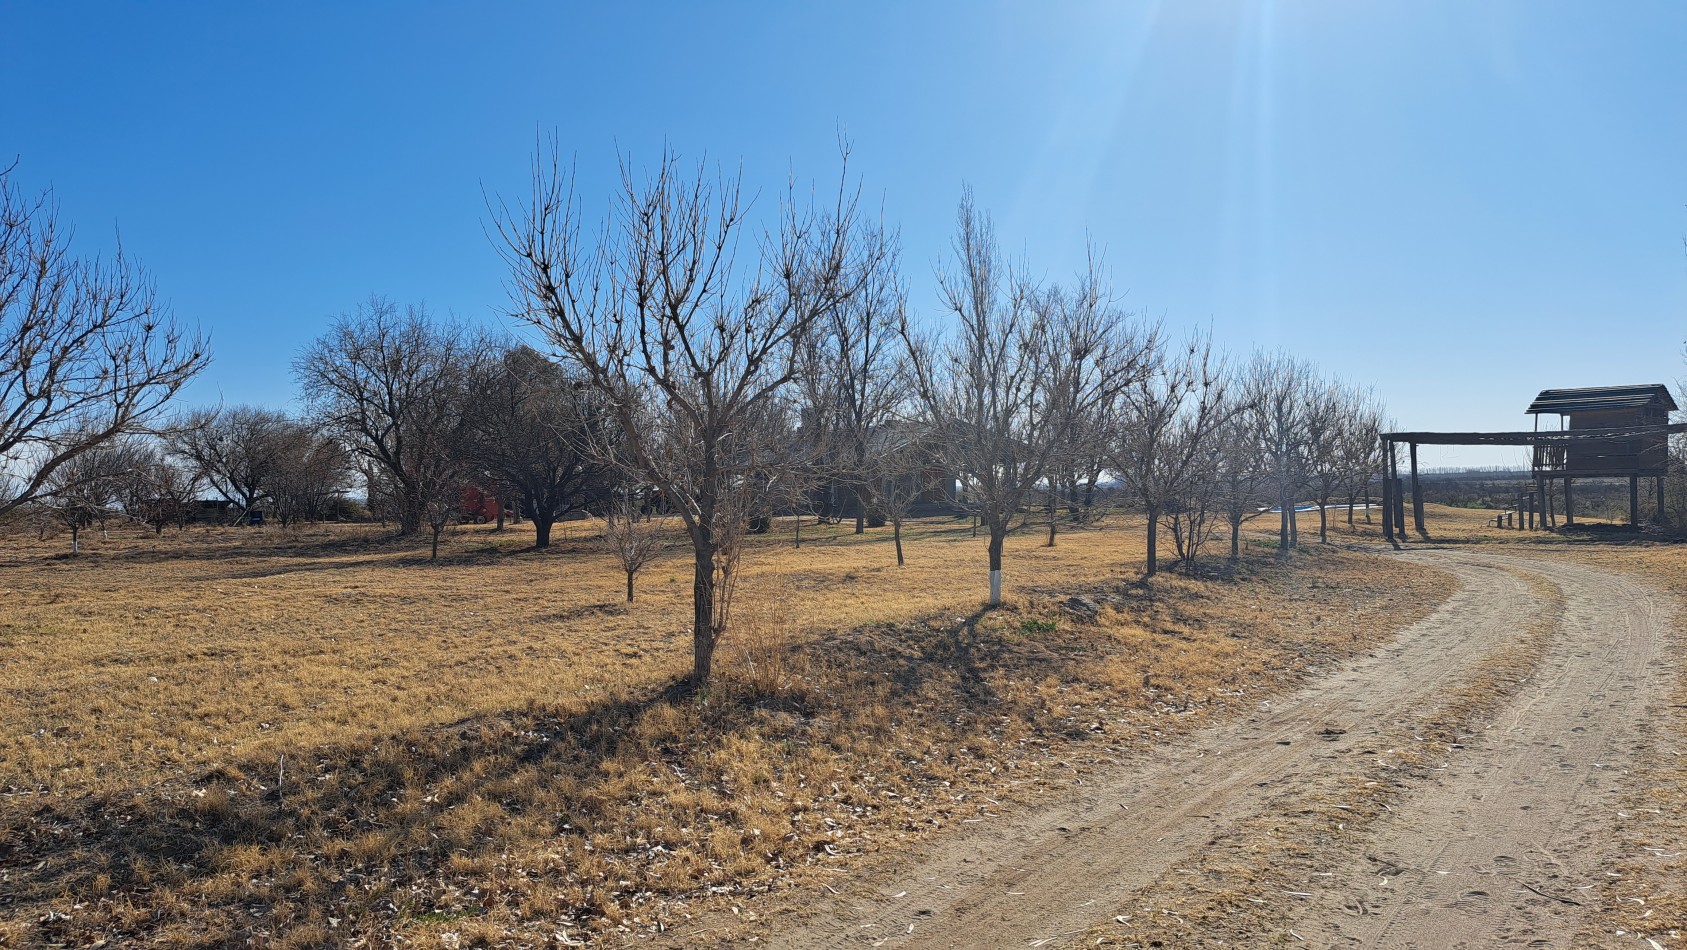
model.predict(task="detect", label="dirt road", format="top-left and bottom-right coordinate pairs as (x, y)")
top-left (755, 549), bottom-right (1679, 949)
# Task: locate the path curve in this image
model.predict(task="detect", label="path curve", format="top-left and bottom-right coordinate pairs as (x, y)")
top-left (749, 549), bottom-right (1677, 950)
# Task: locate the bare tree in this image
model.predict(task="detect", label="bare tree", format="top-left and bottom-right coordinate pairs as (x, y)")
top-left (295, 298), bottom-right (477, 545)
top-left (417, 460), bottom-right (469, 560)
top-left (492, 144), bottom-right (875, 683)
top-left (1336, 392), bottom-right (1386, 530)
top-left (167, 405), bottom-right (291, 521)
top-left (1212, 397), bottom-right (1271, 566)
top-left (461, 344), bottom-right (616, 548)
top-left (1242, 352), bottom-right (1315, 554)
top-left (1666, 374), bottom-right (1687, 525)
top-left (796, 226), bottom-right (903, 532)
top-left (1111, 332), bottom-right (1232, 578)
top-left (119, 440), bottom-right (199, 534)
top-left (1056, 399), bottom-right (1117, 533)
top-left (902, 194), bottom-right (1150, 605)
top-left (0, 165), bottom-right (209, 516)
top-left (869, 423), bottom-right (938, 566)
top-left (43, 438), bottom-right (141, 552)
top-left (1301, 378), bottom-right (1347, 544)
top-left (268, 419), bottom-right (352, 526)
top-left (603, 498), bottom-right (672, 602)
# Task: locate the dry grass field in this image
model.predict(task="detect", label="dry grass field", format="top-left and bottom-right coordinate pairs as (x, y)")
top-left (0, 508), bottom-right (1466, 947)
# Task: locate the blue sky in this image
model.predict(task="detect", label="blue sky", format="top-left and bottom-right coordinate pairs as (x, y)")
top-left (3, 2), bottom-right (1683, 468)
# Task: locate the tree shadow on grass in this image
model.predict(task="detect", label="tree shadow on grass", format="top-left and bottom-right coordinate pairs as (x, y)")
top-left (0, 602), bottom-right (1103, 948)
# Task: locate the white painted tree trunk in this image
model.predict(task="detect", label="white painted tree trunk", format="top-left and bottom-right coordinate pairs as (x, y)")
top-left (989, 569), bottom-right (1002, 606)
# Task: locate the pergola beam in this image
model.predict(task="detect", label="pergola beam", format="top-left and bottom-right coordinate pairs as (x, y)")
top-left (1381, 423), bottom-right (1686, 446)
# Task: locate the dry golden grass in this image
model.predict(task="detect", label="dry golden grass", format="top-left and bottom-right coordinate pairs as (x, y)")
top-left (1388, 499), bottom-right (1652, 546)
top-left (0, 511), bottom-right (1447, 947)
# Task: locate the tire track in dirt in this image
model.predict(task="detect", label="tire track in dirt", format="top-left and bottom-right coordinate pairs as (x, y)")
top-left (750, 550), bottom-right (1673, 950)
top-left (1286, 552), bottom-right (1676, 949)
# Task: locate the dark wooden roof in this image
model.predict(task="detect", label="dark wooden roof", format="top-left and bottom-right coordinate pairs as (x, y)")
top-left (1525, 384), bottom-right (1677, 415)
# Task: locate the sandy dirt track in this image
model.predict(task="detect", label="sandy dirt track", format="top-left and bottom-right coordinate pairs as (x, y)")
top-left (750, 549), bottom-right (1679, 949)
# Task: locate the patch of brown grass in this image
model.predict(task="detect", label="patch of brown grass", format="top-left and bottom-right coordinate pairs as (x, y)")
top-left (0, 514), bottom-right (1446, 947)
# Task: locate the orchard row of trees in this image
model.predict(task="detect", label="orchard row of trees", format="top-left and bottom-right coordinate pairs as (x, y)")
top-left (4, 152), bottom-right (1396, 683)
top-left (491, 146), bottom-right (1395, 679)
top-left (23, 318), bottom-right (618, 559)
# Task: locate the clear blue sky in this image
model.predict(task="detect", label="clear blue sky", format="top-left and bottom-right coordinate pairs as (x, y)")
top-left (4, 2), bottom-right (1683, 468)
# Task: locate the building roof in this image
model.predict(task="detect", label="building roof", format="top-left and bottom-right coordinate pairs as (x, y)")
top-left (1525, 384), bottom-right (1678, 415)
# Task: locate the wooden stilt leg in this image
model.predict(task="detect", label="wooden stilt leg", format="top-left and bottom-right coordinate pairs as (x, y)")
top-left (1381, 463), bottom-right (1395, 543)
top-left (1408, 442), bottom-right (1427, 539)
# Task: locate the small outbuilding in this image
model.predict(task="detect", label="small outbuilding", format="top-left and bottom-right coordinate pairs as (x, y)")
top-left (1382, 382), bottom-right (1682, 542)
top-left (1526, 384), bottom-right (1677, 527)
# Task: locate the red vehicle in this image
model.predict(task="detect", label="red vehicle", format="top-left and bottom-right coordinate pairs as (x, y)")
top-left (459, 486), bottom-right (502, 524)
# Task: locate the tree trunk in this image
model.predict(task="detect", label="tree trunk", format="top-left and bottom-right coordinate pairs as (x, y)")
top-left (626, 569), bottom-right (635, 603)
top-left (430, 524), bottom-right (442, 561)
top-left (1278, 489), bottom-right (1291, 552)
top-left (495, 505), bottom-right (505, 532)
top-left (854, 511), bottom-right (865, 535)
top-left (1229, 511), bottom-right (1242, 563)
top-left (1046, 490), bottom-right (1057, 547)
top-left (893, 517), bottom-right (905, 566)
top-left (1346, 489), bottom-right (1356, 527)
top-left (691, 541), bottom-right (718, 683)
top-left (70, 524), bottom-right (80, 554)
top-left (986, 524), bottom-right (1006, 606)
top-left (533, 516), bottom-right (555, 549)
top-left (1318, 496), bottom-right (1329, 543)
top-left (1144, 505), bottom-right (1160, 579)
top-left (396, 492), bottom-right (424, 536)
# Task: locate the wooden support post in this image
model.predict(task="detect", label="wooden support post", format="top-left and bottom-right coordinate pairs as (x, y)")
top-left (1381, 439), bottom-right (1401, 548)
top-left (1393, 477), bottom-right (1405, 539)
top-left (1381, 459), bottom-right (1395, 543)
top-left (1536, 479), bottom-right (1547, 532)
top-left (1389, 441), bottom-right (1406, 543)
top-left (1564, 477), bottom-right (1574, 526)
top-left (1384, 440), bottom-right (1394, 521)
top-left (1409, 442), bottom-right (1427, 539)
top-left (1527, 491), bottom-right (1535, 530)
top-left (1660, 476), bottom-right (1669, 524)
top-left (1630, 475), bottom-right (1640, 528)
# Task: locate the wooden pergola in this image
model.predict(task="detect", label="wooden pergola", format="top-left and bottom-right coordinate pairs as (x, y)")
top-left (1378, 422), bottom-right (1687, 546)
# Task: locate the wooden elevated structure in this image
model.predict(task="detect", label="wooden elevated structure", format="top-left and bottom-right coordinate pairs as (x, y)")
top-left (1380, 384), bottom-right (1682, 546)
